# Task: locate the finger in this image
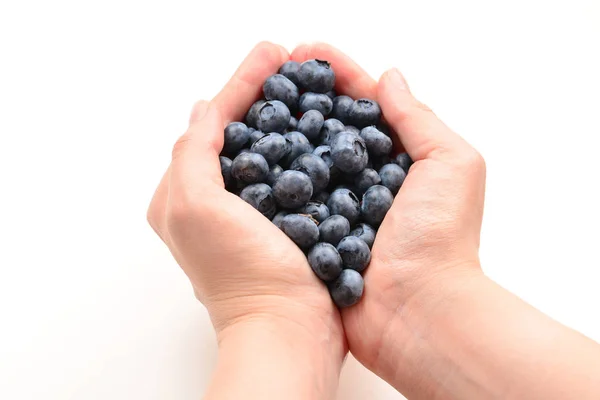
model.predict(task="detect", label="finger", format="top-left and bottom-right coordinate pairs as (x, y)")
top-left (377, 68), bottom-right (477, 163)
top-left (170, 100), bottom-right (224, 192)
top-left (291, 42), bottom-right (377, 100)
top-left (147, 166), bottom-right (171, 243)
top-left (212, 41), bottom-right (289, 122)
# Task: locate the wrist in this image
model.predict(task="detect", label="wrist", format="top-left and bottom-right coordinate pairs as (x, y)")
top-left (207, 313), bottom-right (345, 400)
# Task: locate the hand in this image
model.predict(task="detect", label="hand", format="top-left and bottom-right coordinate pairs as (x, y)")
top-left (147, 42), bottom-right (345, 399)
top-left (291, 43), bottom-right (486, 396)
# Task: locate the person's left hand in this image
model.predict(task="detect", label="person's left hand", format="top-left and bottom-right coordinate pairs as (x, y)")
top-left (146, 43), bottom-right (345, 393)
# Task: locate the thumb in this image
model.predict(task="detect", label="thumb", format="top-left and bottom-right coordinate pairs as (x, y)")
top-left (378, 68), bottom-right (480, 168)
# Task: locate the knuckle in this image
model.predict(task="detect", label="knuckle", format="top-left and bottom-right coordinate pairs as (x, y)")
top-left (457, 148), bottom-right (486, 173)
top-left (171, 132), bottom-right (192, 161)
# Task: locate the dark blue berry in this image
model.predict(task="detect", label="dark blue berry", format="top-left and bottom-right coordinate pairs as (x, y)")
top-left (360, 126), bottom-right (393, 157)
top-left (219, 156), bottom-right (233, 188)
top-left (329, 269), bottom-right (364, 308)
top-left (267, 164), bottom-right (284, 186)
top-left (331, 95), bottom-right (354, 123)
top-left (299, 201), bottom-right (330, 223)
top-left (299, 93), bottom-right (333, 116)
top-left (246, 100), bottom-right (266, 129)
top-left (278, 61), bottom-right (301, 86)
top-left (308, 243), bottom-right (343, 282)
top-left (319, 118), bottom-right (345, 145)
top-left (231, 152), bottom-right (269, 184)
top-left (240, 183), bottom-right (277, 219)
top-left (353, 168), bottom-right (381, 196)
top-left (330, 132), bottom-right (369, 174)
top-left (290, 153), bottom-right (330, 194)
top-left (297, 110), bottom-right (324, 142)
top-left (272, 170), bottom-right (313, 209)
top-left (272, 210), bottom-right (289, 229)
top-left (349, 98), bottom-right (382, 128)
top-left (256, 100), bottom-right (291, 133)
top-left (297, 59), bottom-right (335, 93)
top-left (361, 185), bottom-right (394, 226)
top-left (327, 188), bottom-right (360, 225)
top-left (318, 215), bottom-right (350, 246)
top-left (337, 236), bottom-right (371, 272)
top-left (223, 122), bottom-right (250, 153)
top-left (350, 223), bottom-right (377, 249)
top-left (394, 152), bottom-right (414, 173)
top-left (280, 131), bottom-right (313, 167)
top-left (280, 214), bottom-right (319, 250)
top-left (263, 74), bottom-right (299, 111)
top-left (379, 163), bottom-right (406, 195)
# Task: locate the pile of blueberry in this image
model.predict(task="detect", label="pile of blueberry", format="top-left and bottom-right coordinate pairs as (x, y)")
top-left (219, 59), bottom-right (413, 308)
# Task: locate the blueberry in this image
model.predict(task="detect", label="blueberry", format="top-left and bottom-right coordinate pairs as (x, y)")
top-left (329, 269), bottom-right (364, 308)
top-left (290, 153), bottom-right (330, 194)
top-left (327, 188), bottom-right (360, 225)
top-left (360, 126), bottom-right (393, 157)
top-left (330, 132), bottom-right (369, 174)
top-left (307, 243), bottom-right (343, 282)
top-left (350, 223), bottom-right (377, 249)
top-left (223, 122), bottom-right (250, 153)
top-left (263, 74), bottom-right (299, 111)
top-left (331, 95), bottom-right (354, 123)
top-left (299, 201), bottom-right (330, 223)
top-left (231, 152), bottom-right (269, 184)
top-left (349, 98), bottom-right (382, 128)
top-left (278, 61), bottom-right (301, 86)
top-left (394, 152), bottom-right (414, 173)
top-left (280, 213), bottom-right (319, 250)
top-left (313, 145), bottom-right (334, 168)
top-left (319, 118), bottom-right (346, 145)
top-left (251, 132), bottom-right (290, 165)
top-left (337, 236), bottom-right (371, 272)
top-left (379, 163), bottom-right (406, 195)
top-left (246, 100), bottom-right (266, 129)
top-left (278, 131), bottom-right (313, 168)
top-left (256, 100), bottom-right (291, 133)
top-left (344, 125), bottom-right (361, 136)
top-left (219, 156), bottom-right (233, 188)
top-left (240, 183), bottom-right (277, 219)
top-left (325, 89), bottom-right (336, 99)
top-left (299, 93), bottom-right (333, 116)
top-left (353, 168), bottom-right (381, 196)
top-left (297, 59), bottom-right (335, 93)
top-left (361, 185), bottom-right (394, 226)
top-left (288, 116), bottom-right (298, 131)
top-left (248, 129), bottom-right (267, 146)
top-left (272, 170), bottom-right (313, 209)
top-left (318, 215), bottom-right (350, 246)
top-left (272, 210), bottom-right (289, 229)
top-left (267, 164), bottom-right (284, 186)
top-left (297, 110), bottom-right (324, 142)
top-left (312, 191), bottom-right (330, 204)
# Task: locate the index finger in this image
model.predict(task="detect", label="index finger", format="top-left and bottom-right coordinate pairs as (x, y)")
top-left (291, 43), bottom-right (377, 100)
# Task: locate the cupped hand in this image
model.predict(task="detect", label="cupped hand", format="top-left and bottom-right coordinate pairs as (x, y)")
top-left (291, 43), bottom-right (486, 394)
top-left (146, 43), bottom-right (345, 364)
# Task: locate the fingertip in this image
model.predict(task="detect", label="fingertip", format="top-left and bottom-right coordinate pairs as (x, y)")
top-left (189, 100), bottom-right (210, 124)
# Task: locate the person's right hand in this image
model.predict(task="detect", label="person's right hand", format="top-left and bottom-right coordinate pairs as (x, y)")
top-left (292, 43), bottom-right (487, 397)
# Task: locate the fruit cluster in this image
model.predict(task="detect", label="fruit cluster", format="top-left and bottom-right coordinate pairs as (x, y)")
top-left (219, 59), bottom-right (413, 308)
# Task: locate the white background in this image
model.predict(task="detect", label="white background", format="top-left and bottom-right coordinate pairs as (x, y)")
top-left (1, 1), bottom-right (599, 399)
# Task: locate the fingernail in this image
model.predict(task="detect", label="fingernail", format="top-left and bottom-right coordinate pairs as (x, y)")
top-left (388, 68), bottom-right (410, 91)
top-left (189, 100), bottom-right (210, 123)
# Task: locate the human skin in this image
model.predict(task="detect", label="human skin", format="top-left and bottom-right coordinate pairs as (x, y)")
top-left (147, 42), bottom-right (345, 400)
top-left (292, 42), bottom-right (600, 400)
top-left (148, 41), bottom-right (600, 399)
